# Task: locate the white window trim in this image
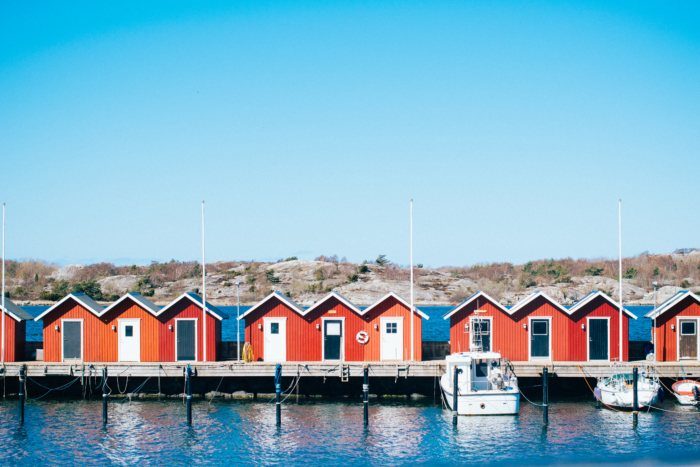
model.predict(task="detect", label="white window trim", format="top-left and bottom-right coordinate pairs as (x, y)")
top-left (379, 316), bottom-right (404, 361)
top-left (321, 317), bottom-right (345, 362)
top-left (175, 318), bottom-right (198, 362)
top-left (528, 316), bottom-right (552, 361)
top-left (676, 316), bottom-right (700, 361)
top-left (469, 316), bottom-right (493, 352)
top-left (61, 318), bottom-right (84, 362)
top-left (263, 317), bottom-right (287, 362)
top-left (118, 318), bottom-right (142, 363)
top-left (586, 317), bottom-right (610, 362)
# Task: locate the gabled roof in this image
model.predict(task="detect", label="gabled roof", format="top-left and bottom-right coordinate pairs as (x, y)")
top-left (361, 292), bottom-right (430, 320)
top-left (508, 291), bottom-right (570, 315)
top-left (569, 290), bottom-right (637, 319)
top-left (238, 291), bottom-right (305, 320)
top-left (644, 291), bottom-right (700, 319)
top-left (304, 292), bottom-right (363, 315)
top-left (1, 298), bottom-right (34, 321)
top-left (442, 291), bottom-right (509, 320)
top-left (33, 293), bottom-right (104, 321)
top-left (158, 292), bottom-right (228, 320)
top-left (99, 292), bottom-right (160, 317)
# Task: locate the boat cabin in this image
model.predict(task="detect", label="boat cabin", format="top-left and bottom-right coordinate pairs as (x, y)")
top-left (645, 291), bottom-right (700, 362)
top-left (445, 352), bottom-right (506, 392)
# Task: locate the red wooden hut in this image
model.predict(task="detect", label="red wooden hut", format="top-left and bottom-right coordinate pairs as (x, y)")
top-left (34, 293), bottom-right (104, 362)
top-left (98, 292), bottom-right (161, 362)
top-left (567, 290), bottom-right (636, 362)
top-left (240, 291), bottom-right (428, 362)
top-left (645, 291), bottom-right (700, 362)
top-left (0, 298), bottom-right (33, 362)
top-left (156, 292), bottom-right (228, 362)
top-left (443, 290), bottom-right (511, 356)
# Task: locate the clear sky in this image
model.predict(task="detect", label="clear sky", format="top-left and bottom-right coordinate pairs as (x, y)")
top-left (0, 1), bottom-right (698, 267)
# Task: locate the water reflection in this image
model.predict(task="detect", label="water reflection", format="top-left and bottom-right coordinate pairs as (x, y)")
top-left (0, 397), bottom-right (699, 466)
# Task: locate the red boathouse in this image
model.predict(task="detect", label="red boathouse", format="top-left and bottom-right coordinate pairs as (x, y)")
top-left (0, 298), bottom-right (33, 362)
top-left (34, 293), bottom-right (104, 362)
top-left (645, 291), bottom-right (700, 362)
top-left (157, 292), bottom-right (228, 362)
top-left (98, 292), bottom-right (161, 362)
top-left (240, 291), bottom-right (428, 362)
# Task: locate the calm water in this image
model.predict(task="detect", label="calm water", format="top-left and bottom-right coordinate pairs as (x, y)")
top-left (1, 397), bottom-right (699, 465)
top-left (22, 306), bottom-right (656, 343)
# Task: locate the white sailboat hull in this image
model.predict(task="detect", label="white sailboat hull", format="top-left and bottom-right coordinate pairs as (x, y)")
top-left (597, 386), bottom-right (659, 409)
top-left (441, 374), bottom-right (519, 415)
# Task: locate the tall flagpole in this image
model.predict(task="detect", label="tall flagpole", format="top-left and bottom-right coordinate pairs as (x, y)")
top-left (202, 201), bottom-right (207, 362)
top-left (2, 203), bottom-right (5, 364)
top-left (410, 199), bottom-right (414, 361)
top-left (619, 200), bottom-right (623, 362)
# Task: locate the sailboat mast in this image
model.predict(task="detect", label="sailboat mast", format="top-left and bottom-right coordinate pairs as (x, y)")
top-left (619, 200), bottom-right (623, 362)
top-left (410, 199), bottom-right (414, 361)
top-left (2, 203), bottom-right (5, 364)
top-left (202, 201), bottom-right (207, 363)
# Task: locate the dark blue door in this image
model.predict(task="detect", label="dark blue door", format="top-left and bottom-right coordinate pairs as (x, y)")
top-left (63, 321), bottom-right (82, 360)
top-left (177, 321), bottom-right (196, 361)
top-left (324, 320), bottom-right (342, 360)
top-left (589, 319), bottom-right (608, 360)
top-left (530, 319), bottom-right (549, 358)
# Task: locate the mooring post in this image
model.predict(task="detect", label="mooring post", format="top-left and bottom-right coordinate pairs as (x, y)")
top-left (452, 365), bottom-right (461, 425)
top-left (186, 365), bottom-right (193, 425)
top-left (632, 366), bottom-right (638, 426)
top-left (543, 367), bottom-right (548, 426)
top-left (102, 367), bottom-right (108, 424)
top-left (363, 365), bottom-right (369, 426)
top-left (275, 364), bottom-right (282, 426)
top-left (19, 365), bottom-right (26, 424)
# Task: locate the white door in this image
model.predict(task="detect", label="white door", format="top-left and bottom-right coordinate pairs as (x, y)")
top-left (119, 320), bottom-right (141, 362)
top-left (264, 318), bottom-right (287, 361)
top-left (381, 318), bottom-right (404, 361)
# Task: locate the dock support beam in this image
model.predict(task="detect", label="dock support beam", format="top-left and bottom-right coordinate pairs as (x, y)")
top-left (363, 365), bottom-right (369, 426)
top-left (102, 367), bottom-right (108, 424)
top-left (452, 366), bottom-right (461, 425)
top-left (186, 365), bottom-right (193, 425)
top-left (632, 366), bottom-right (638, 426)
top-left (275, 364), bottom-right (282, 426)
top-left (19, 365), bottom-right (25, 424)
top-left (543, 367), bottom-right (548, 426)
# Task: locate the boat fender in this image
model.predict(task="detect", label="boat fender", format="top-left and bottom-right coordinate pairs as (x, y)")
top-left (693, 385), bottom-right (700, 401)
top-left (356, 331), bottom-right (369, 345)
top-left (594, 387), bottom-right (602, 402)
top-left (610, 394), bottom-right (617, 404)
top-left (658, 386), bottom-right (664, 403)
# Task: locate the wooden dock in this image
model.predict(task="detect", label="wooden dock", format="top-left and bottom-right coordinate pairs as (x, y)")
top-left (2, 360), bottom-right (699, 379)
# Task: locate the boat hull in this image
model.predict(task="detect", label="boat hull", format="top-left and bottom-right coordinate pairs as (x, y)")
top-left (672, 380), bottom-right (700, 406)
top-left (441, 375), bottom-right (519, 415)
top-left (596, 386), bottom-right (659, 409)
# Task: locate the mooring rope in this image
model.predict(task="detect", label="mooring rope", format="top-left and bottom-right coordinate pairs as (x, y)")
top-left (577, 365), bottom-right (626, 413)
top-left (26, 376), bottom-right (81, 401)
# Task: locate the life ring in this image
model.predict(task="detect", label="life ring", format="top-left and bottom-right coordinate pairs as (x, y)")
top-left (356, 331), bottom-right (369, 345)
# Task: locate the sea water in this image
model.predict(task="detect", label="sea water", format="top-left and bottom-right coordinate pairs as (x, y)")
top-left (0, 396), bottom-right (699, 465)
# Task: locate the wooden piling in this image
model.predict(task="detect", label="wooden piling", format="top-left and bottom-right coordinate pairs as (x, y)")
top-left (19, 365), bottom-right (25, 424)
top-left (452, 365), bottom-right (461, 425)
top-left (363, 365), bottom-right (369, 426)
top-left (186, 365), bottom-right (193, 425)
top-left (633, 366), bottom-right (638, 426)
top-left (543, 367), bottom-right (548, 426)
top-left (102, 367), bottom-right (108, 424)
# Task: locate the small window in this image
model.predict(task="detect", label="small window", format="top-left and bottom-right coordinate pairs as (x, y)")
top-left (473, 319), bottom-right (490, 334)
top-left (475, 360), bottom-right (489, 377)
top-left (533, 321), bottom-right (548, 335)
top-left (386, 322), bottom-right (397, 334)
top-left (125, 326), bottom-right (133, 337)
top-left (271, 322), bottom-right (279, 334)
top-left (681, 321), bottom-right (696, 336)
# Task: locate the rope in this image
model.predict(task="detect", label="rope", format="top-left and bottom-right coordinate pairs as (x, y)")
top-left (26, 376), bottom-right (81, 401)
top-left (208, 376), bottom-right (225, 410)
top-left (577, 365), bottom-right (626, 413)
top-left (116, 375), bottom-right (130, 394)
top-left (518, 389), bottom-right (546, 407)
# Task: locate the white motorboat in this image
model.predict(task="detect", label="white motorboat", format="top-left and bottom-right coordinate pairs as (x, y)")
top-left (595, 366), bottom-right (662, 409)
top-left (672, 380), bottom-right (700, 406)
top-left (440, 351), bottom-right (520, 415)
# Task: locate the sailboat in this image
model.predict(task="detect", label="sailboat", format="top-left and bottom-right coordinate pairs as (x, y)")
top-left (595, 365), bottom-right (661, 408)
top-left (440, 310), bottom-right (520, 415)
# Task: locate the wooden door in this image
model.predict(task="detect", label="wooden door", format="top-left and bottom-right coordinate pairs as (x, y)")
top-left (530, 319), bottom-right (550, 359)
top-left (589, 318), bottom-right (608, 360)
top-left (679, 319), bottom-right (697, 360)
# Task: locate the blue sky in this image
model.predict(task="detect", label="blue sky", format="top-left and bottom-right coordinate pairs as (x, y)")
top-left (0, 1), bottom-right (698, 267)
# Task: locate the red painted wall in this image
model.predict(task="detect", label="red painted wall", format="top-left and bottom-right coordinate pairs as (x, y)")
top-left (244, 295), bottom-right (423, 362)
top-left (449, 295), bottom-right (628, 361)
top-left (0, 315), bottom-right (25, 362)
top-left (655, 296), bottom-right (700, 362)
top-left (41, 300), bottom-right (102, 362)
top-left (568, 296), bottom-right (629, 362)
top-left (99, 300), bottom-right (160, 362)
top-left (157, 301), bottom-right (221, 362)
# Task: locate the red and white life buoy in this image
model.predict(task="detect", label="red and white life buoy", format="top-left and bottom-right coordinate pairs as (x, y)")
top-left (356, 331), bottom-right (369, 345)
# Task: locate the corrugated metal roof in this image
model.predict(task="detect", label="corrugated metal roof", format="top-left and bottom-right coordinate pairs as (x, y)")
top-left (238, 291), bottom-right (306, 320)
top-left (99, 292), bottom-right (161, 316)
top-left (33, 292), bottom-right (105, 321)
top-left (1, 298), bottom-right (34, 321)
top-left (442, 290), bottom-right (509, 319)
top-left (304, 291), bottom-right (363, 315)
top-left (180, 292), bottom-right (229, 320)
top-left (361, 292), bottom-right (429, 320)
top-left (644, 291), bottom-right (699, 319)
top-left (568, 290), bottom-right (637, 319)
